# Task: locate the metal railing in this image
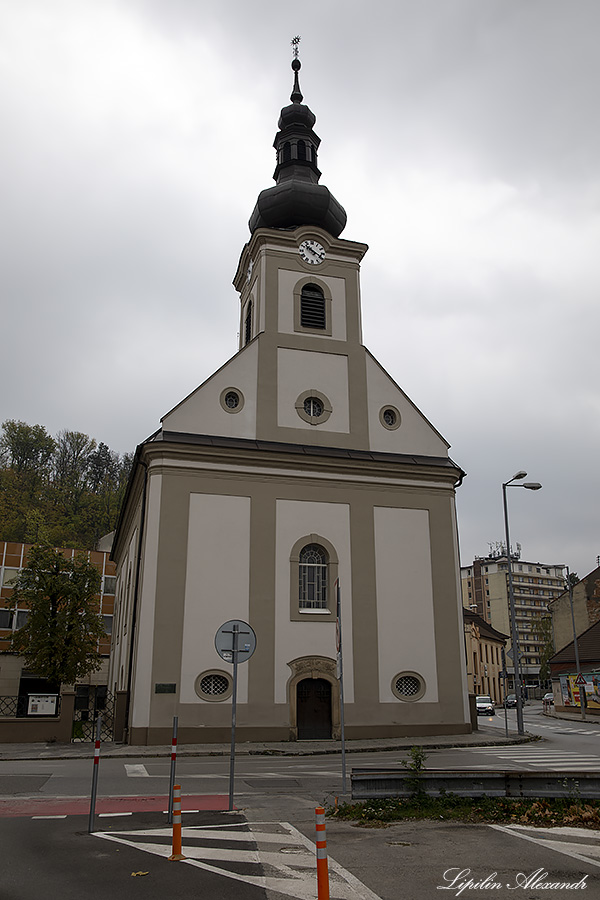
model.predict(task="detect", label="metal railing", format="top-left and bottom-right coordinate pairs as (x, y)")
top-left (0, 695), bottom-right (32, 717)
top-left (351, 768), bottom-right (600, 800)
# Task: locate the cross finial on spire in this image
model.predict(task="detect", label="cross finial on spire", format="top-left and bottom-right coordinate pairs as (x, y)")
top-left (290, 36), bottom-right (303, 102)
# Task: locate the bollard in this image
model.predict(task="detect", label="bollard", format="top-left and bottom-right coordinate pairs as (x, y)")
top-left (167, 716), bottom-right (178, 825)
top-left (314, 806), bottom-right (330, 900)
top-left (168, 784), bottom-right (186, 861)
top-left (88, 715), bottom-right (102, 834)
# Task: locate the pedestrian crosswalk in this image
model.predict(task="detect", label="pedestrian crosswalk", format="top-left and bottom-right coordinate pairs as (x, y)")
top-left (468, 747), bottom-right (600, 771)
top-left (95, 820), bottom-right (382, 900)
top-left (490, 824), bottom-right (600, 870)
top-left (532, 722), bottom-right (600, 736)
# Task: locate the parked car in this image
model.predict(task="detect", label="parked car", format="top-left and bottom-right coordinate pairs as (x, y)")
top-left (476, 695), bottom-right (495, 716)
top-left (542, 692), bottom-right (554, 705)
top-left (504, 694), bottom-right (517, 709)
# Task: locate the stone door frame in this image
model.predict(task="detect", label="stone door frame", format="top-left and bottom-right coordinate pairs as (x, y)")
top-left (287, 655), bottom-right (340, 740)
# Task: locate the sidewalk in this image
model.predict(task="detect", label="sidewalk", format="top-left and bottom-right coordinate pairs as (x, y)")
top-left (0, 723), bottom-right (534, 761)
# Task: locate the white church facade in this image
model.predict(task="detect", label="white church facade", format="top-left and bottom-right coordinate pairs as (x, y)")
top-left (109, 54), bottom-right (471, 744)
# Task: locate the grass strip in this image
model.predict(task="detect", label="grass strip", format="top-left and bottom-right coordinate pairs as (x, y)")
top-left (329, 795), bottom-right (600, 829)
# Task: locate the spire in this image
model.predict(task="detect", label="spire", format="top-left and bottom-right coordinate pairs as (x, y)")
top-left (248, 41), bottom-right (347, 238)
top-left (290, 36), bottom-right (303, 103)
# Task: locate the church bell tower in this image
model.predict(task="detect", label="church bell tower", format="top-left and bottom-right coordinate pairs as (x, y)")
top-left (110, 45), bottom-right (471, 746)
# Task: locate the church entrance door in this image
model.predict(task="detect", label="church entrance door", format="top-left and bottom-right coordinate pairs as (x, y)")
top-left (296, 678), bottom-right (332, 740)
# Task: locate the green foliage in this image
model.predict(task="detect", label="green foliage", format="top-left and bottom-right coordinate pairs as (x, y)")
top-left (532, 615), bottom-right (555, 683)
top-left (0, 419), bottom-right (132, 549)
top-left (401, 745), bottom-right (429, 796)
top-left (402, 745), bottom-right (428, 772)
top-left (329, 796), bottom-right (600, 829)
top-left (7, 544), bottom-right (105, 686)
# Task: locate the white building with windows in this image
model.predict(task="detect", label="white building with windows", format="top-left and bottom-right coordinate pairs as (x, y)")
top-left (109, 55), bottom-right (470, 744)
top-left (461, 550), bottom-right (565, 692)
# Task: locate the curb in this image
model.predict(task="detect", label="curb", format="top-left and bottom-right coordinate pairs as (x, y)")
top-left (0, 733), bottom-right (537, 762)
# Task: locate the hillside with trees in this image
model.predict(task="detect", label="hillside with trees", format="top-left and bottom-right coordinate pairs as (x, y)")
top-left (0, 419), bottom-right (132, 550)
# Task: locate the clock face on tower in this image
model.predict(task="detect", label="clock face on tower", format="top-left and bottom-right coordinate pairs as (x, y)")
top-left (299, 239), bottom-right (325, 265)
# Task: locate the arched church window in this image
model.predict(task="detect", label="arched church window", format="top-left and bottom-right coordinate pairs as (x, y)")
top-left (244, 300), bottom-right (253, 345)
top-left (297, 140), bottom-right (306, 160)
top-left (283, 142), bottom-right (291, 162)
top-left (299, 543), bottom-right (328, 610)
top-left (300, 283), bottom-right (326, 329)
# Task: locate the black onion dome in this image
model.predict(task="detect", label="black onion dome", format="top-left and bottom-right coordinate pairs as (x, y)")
top-left (249, 57), bottom-right (346, 238)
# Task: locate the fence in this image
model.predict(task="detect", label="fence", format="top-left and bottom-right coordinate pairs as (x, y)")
top-left (0, 690), bottom-right (127, 743)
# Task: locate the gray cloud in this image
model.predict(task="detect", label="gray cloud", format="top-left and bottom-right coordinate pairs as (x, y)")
top-left (0, 0), bottom-right (598, 576)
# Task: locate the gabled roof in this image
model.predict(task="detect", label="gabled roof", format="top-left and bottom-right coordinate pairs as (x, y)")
top-left (549, 618), bottom-right (600, 671)
top-left (463, 607), bottom-right (508, 643)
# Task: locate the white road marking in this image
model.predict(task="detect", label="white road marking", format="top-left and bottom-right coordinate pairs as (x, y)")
top-left (124, 764), bottom-right (150, 777)
top-left (490, 823), bottom-right (600, 869)
top-left (462, 748), bottom-right (600, 770)
top-left (99, 812), bottom-right (133, 817)
top-left (94, 820), bottom-right (382, 899)
top-left (32, 815), bottom-right (67, 819)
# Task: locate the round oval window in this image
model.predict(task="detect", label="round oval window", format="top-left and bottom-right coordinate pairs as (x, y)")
top-left (391, 671), bottom-right (425, 701)
top-left (201, 673), bottom-right (230, 695)
top-left (304, 397), bottom-right (323, 417)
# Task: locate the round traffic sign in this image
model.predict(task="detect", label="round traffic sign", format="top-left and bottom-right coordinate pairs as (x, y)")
top-left (215, 619), bottom-right (256, 663)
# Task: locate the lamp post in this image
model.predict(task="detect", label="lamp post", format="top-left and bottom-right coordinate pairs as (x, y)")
top-left (502, 471), bottom-right (542, 736)
top-left (566, 566), bottom-right (586, 722)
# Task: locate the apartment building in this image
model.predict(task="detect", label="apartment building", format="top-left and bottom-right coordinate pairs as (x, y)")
top-left (461, 549), bottom-right (565, 692)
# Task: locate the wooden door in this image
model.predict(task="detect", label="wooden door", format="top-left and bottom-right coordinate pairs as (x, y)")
top-left (297, 678), bottom-right (332, 740)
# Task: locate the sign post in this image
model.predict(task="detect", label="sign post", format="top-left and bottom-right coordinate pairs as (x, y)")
top-left (215, 619), bottom-right (256, 812)
top-left (335, 580), bottom-right (346, 795)
top-left (501, 647), bottom-right (509, 738)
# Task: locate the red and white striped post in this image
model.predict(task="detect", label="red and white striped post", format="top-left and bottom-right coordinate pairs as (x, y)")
top-left (88, 715), bottom-right (102, 833)
top-left (168, 784), bottom-right (186, 861)
top-left (314, 806), bottom-right (330, 900)
top-left (167, 716), bottom-right (178, 824)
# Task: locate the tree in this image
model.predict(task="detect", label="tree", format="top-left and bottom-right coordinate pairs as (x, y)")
top-left (0, 420), bottom-right (55, 474)
top-left (533, 615), bottom-right (555, 686)
top-left (0, 419), bottom-right (132, 548)
top-left (8, 544), bottom-right (105, 686)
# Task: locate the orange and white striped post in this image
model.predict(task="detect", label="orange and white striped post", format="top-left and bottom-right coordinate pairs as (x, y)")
top-left (315, 806), bottom-right (330, 900)
top-left (168, 784), bottom-right (186, 861)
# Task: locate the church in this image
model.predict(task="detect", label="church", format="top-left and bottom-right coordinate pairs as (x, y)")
top-left (109, 52), bottom-right (471, 744)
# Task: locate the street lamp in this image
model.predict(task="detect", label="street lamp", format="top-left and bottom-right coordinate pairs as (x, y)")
top-left (502, 471), bottom-right (542, 736)
top-left (566, 566), bottom-right (586, 722)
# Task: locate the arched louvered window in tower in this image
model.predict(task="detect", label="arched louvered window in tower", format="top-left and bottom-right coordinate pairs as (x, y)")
top-left (244, 301), bottom-right (253, 345)
top-left (300, 283), bottom-right (326, 329)
top-left (299, 543), bottom-right (328, 610)
top-left (297, 139), bottom-right (306, 160)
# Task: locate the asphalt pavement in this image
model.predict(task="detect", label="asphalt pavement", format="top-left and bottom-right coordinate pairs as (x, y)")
top-left (1, 705), bottom-right (599, 900)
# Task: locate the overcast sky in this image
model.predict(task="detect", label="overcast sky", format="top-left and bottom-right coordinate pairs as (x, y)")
top-left (1, 1), bottom-right (598, 578)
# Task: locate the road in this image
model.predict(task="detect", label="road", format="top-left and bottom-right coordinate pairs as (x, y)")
top-left (1, 707), bottom-right (599, 899)
top-left (1, 707), bottom-right (599, 803)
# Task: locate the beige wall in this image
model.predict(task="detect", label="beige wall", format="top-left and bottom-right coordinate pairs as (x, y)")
top-left (274, 498), bottom-right (353, 703)
top-left (278, 269), bottom-right (347, 341)
top-left (365, 355), bottom-right (449, 456)
top-left (111, 445), bottom-right (470, 742)
top-left (374, 506), bottom-right (438, 703)
top-left (276, 348), bottom-right (350, 433)
top-left (181, 493), bottom-right (251, 704)
top-left (161, 340), bottom-right (259, 439)
top-left (131, 472), bottom-right (162, 730)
